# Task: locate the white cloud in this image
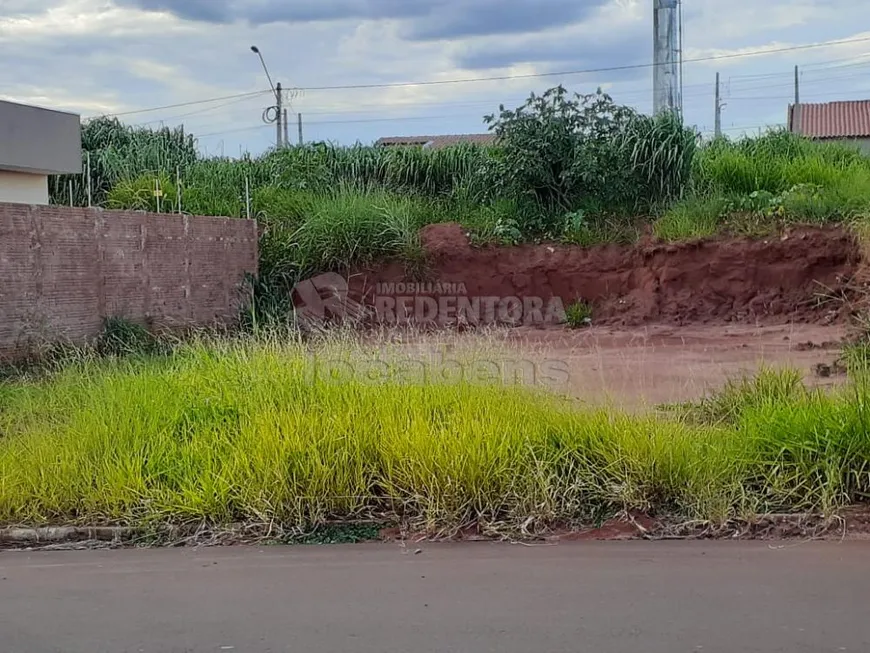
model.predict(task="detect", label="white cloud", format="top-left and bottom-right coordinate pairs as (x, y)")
top-left (0, 0), bottom-right (868, 149)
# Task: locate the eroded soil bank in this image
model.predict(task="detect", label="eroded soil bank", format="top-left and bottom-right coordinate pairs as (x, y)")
top-left (350, 223), bottom-right (862, 326)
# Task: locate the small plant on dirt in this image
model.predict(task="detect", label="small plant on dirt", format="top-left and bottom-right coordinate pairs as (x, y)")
top-left (564, 300), bottom-right (593, 328)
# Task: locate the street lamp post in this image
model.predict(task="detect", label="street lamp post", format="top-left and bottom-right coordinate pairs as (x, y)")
top-left (251, 45), bottom-right (283, 148)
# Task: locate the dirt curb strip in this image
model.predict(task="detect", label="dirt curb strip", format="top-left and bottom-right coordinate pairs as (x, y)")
top-left (0, 527), bottom-right (136, 544)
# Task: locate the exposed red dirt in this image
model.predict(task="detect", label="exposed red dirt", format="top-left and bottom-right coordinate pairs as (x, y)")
top-left (506, 323), bottom-right (849, 406)
top-left (352, 223), bottom-right (861, 327)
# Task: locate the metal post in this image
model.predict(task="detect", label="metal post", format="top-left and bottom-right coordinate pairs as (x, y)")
top-left (245, 176), bottom-right (251, 219)
top-left (69, 179), bottom-right (73, 207)
top-left (86, 152), bottom-right (93, 207)
top-left (155, 177), bottom-right (162, 213)
top-left (298, 112), bottom-right (303, 145)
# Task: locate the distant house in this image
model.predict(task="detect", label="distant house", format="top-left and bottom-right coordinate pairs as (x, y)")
top-left (375, 133), bottom-right (496, 149)
top-left (788, 100), bottom-right (870, 153)
top-left (0, 99), bottom-right (81, 204)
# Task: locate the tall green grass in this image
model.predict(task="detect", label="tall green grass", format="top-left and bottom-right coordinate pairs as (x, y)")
top-left (51, 117), bottom-right (198, 208)
top-left (1, 338), bottom-right (868, 530)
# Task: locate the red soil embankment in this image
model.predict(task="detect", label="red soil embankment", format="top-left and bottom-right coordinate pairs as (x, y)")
top-left (352, 223), bottom-right (862, 326)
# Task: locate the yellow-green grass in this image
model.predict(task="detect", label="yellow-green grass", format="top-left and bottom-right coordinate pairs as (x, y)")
top-left (1, 338), bottom-right (869, 531)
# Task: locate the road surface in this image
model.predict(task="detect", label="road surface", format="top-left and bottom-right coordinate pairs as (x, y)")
top-left (1, 541), bottom-right (868, 653)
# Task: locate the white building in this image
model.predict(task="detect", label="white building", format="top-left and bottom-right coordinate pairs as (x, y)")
top-left (0, 99), bottom-right (81, 204)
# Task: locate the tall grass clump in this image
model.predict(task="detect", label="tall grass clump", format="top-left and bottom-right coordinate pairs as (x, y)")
top-left (256, 187), bottom-right (435, 297)
top-left (653, 194), bottom-right (731, 241)
top-left (693, 130), bottom-right (870, 219)
top-left (51, 117), bottom-right (198, 208)
top-left (1, 339), bottom-right (868, 531)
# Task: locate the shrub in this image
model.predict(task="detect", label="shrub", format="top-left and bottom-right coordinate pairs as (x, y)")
top-left (564, 300), bottom-right (593, 328)
top-left (485, 86), bottom-right (697, 236)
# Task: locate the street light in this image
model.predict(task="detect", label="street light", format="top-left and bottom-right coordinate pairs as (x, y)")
top-left (250, 45), bottom-right (283, 148)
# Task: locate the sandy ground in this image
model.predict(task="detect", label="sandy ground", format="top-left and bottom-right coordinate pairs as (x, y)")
top-left (3, 542), bottom-right (869, 653)
top-left (505, 323), bottom-right (849, 406)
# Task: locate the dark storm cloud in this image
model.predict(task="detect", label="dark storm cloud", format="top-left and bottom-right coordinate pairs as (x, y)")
top-left (114, 0), bottom-right (610, 37)
top-left (114, 0), bottom-right (233, 22)
top-left (454, 23), bottom-right (649, 79)
top-left (405, 0), bottom-right (605, 40)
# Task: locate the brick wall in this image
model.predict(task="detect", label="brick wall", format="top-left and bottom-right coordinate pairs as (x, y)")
top-left (0, 203), bottom-right (258, 354)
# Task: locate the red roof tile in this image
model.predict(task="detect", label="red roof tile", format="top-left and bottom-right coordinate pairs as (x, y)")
top-left (375, 134), bottom-right (496, 148)
top-left (788, 100), bottom-right (870, 139)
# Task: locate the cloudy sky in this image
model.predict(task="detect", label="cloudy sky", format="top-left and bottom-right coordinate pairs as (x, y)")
top-left (2, 0), bottom-right (869, 155)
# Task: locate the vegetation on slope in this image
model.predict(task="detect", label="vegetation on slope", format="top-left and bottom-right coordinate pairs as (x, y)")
top-left (48, 87), bottom-right (870, 321)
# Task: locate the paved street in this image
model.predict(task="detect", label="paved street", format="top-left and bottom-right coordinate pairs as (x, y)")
top-left (1, 541), bottom-right (868, 653)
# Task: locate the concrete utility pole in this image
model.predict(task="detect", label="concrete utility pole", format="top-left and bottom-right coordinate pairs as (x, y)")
top-left (653, 0), bottom-right (682, 116)
top-left (793, 65), bottom-right (802, 135)
top-left (251, 45), bottom-right (283, 148)
top-left (276, 83), bottom-right (284, 148)
top-left (714, 72), bottom-right (722, 138)
top-left (297, 113), bottom-right (303, 145)
top-left (283, 107), bottom-right (289, 148)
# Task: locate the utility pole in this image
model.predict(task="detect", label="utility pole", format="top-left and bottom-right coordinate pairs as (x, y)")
top-left (653, 0), bottom-right (682, 115)
top-left (792, 65), bottom-right (801, 135)
top-left (283, 108), bottom-right (290, 148)
top-left (714, 72), bottom-right (722, 138)
top-left (251, 46), bottom-right (284, 149)
top-left (297, 113), bottom-right (303, 145)
top-left (276, 82), bottom-right (283, 148)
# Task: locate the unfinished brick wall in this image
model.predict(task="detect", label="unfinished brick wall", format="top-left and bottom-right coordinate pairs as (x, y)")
top-left (0, 203), bottom-right (258, 354)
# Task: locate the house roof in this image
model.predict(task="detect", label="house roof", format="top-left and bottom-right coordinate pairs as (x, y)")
top-left (788, 100), bottom-right (870, 139)
top-left (375, 133), bottom-right (496, 149)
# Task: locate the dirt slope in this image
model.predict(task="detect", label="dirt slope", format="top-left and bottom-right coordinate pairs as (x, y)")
top-left (354, 223), bottom-right (861, 326)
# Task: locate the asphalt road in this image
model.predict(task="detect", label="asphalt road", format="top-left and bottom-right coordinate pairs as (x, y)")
top-left (1, 541), bottom-right (868, 653)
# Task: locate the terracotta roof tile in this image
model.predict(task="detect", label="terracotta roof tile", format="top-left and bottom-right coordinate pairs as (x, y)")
top-left (788, 100), bottom-right (870, 139)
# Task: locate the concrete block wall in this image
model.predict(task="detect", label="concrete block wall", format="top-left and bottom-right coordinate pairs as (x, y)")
top-left (0, 203), bottom-right (258, 354)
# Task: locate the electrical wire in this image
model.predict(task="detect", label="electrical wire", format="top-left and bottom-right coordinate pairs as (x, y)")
top-left (97, 34), bottom-right (870, 121)
top-left (103, 90), bottom-right (270, 118)
top-left (294, 35), bottom-right (870, 91)
top-left (133, 94), bottom-right (265, 127)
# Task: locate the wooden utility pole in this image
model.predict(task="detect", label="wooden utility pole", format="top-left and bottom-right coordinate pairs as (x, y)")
top-left (297, 113), bottom-right (303, 145)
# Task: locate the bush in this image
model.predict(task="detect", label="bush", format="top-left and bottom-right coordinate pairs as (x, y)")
top-left (485, 86), bottom-right (697, 237)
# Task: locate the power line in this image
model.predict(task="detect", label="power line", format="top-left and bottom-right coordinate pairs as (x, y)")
top-left (95, 36), bottom-right (870, 124)
top-left (197, 124), bottom-right (271, 139)
top-left (101, 90), bottom-right (270, 118)
top-left (295, 35), bottom-right (870, 92)
top-left (133, 95), bottom-right (264, 127)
